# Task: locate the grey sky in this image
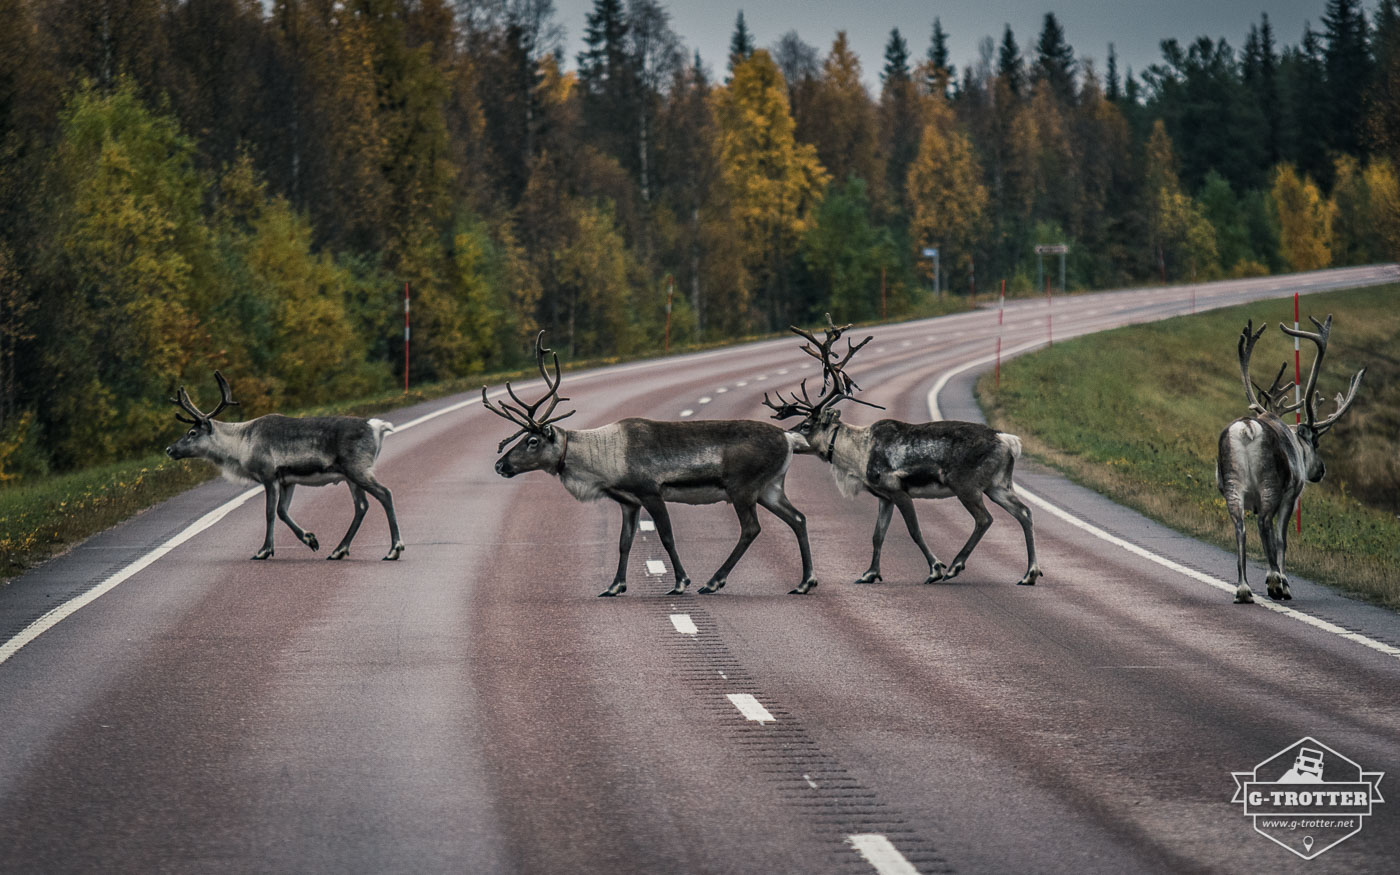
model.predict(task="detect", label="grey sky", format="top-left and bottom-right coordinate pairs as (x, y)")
top-left (550, 1), bottom-right (1377, 91)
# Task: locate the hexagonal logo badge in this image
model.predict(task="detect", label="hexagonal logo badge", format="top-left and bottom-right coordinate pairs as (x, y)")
top-left (1231, 737), bottom-right (1385, 859)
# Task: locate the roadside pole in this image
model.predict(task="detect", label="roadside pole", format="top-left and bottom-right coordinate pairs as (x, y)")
top-left (403, 282), bottom-right (411, 393)
top-left (1294, 291), bottom-right (1302, 534)
top-left (995, 279), bottom-right (1005, 388)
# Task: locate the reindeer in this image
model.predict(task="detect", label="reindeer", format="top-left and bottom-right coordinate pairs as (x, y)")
top-left (1216, 316), bottom-right (1364, 603)
top-left (165, 372), bottom-right (404, 561)
top-left (766, 317), bottom-right (1041, 587)
top-left (484, 332), bottom-right (817, 596)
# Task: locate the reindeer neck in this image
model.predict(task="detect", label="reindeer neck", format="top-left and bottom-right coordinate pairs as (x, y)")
top-left (825, 420), bottom-right (872, 470)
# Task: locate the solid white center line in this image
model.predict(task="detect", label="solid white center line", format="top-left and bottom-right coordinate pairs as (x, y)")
top-left (645, 560), bottom-right (667, 575)
top-left (726, 693), bottom-right (775, 724)
top-left (639, 519), bottom-right (656, 532)
top-left (669, 614), bottom-right (699, 635)
top-left (847, 834), bottom-right (920, 875)
top-left (679, 409), bottom-right (694, 417)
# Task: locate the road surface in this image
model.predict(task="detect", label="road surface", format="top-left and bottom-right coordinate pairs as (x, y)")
top-left (2, 265), bottom-right (1398, 873)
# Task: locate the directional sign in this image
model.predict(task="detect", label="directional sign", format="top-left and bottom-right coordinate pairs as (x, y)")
top-left (1034, 244), bottom-right (1069, 254)
top-left (921, 248), bottom-right (939, 257)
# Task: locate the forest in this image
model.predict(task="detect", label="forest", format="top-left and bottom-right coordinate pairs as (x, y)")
top-left (0, 0), bottom-right (1398, 479)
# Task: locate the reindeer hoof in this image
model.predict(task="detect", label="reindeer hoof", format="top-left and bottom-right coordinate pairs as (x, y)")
top-left (599, 583), bottom-right (626, 597)
top-left (789, 577), bottom-right (818, 594)
top-left (666, 578), bottom-right (690, 595)
top-left (382, 542), bottom-right (404, 561)
top-left (1017, 568), bottom-right (1042, 586)
top-left (1235, 587), bottom-right (1255, 604)
top-left (697, 580), bottom-right (724, 595)
top-left (924, 563), bottom-right (948, 584)
top-left (252, 548), bottom-right (273, 560)
top-left (854, 571), bottom-right (882, 584)
top-left (327, 547), bottom-right (348, 560)
top-left (304, 533), bottom-right (319, 551)
top-left (943, 561), bottom-right (965, 580)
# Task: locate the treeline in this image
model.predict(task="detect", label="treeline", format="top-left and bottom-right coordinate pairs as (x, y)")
top-left (1, 0), bottom-right (1399, 478)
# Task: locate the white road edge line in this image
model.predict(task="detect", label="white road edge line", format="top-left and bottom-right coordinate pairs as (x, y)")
top-left (726, 693), bottom-right (776, 724)
top-left (669, 614), bottom-right (699, 635)
top-left (927, 342), bottom-right (1400, 662)
top-left (847, 834), bottom-right (920, 875)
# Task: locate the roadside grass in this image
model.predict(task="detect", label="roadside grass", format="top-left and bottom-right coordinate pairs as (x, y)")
top-left (978, 282), bottom-right (1400, 609)
top-left (0, 296), bottom-right (975, 583)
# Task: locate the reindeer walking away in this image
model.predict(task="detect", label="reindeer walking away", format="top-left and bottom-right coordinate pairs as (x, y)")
top-left (165, 372), bottom-right (404, 561)
top-left (484, 332), bottom-right (817, 596)
top-left (1216, 316), bottom-right (1364, 603)
top-left (767, 316), bottom-right (1041, 587)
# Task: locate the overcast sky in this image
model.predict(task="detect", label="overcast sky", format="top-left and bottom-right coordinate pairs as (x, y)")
top-left (549, 0), bottom-right (1376, 90)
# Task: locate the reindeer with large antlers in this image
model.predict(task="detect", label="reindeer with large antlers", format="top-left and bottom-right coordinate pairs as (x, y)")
top-left (766, 316), bottom-right (1041, 587)
top-left (165, 371), bottom-right (404, 560)
top-left (485, 332), bottom-right (818, 596)
top-left (1216, 315), bottom-right (1364, 603)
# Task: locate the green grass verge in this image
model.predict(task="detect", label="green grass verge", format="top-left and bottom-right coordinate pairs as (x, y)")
top-left (0, 297), bottom-right (974, 583)
top-left (978, 282), bottom-right (1400, 609)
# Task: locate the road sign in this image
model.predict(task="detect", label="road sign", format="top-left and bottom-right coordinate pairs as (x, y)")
top-left (921, 247), bottom-right (938, 257)
top-left (1034, 244), bottom-right (1069, 255)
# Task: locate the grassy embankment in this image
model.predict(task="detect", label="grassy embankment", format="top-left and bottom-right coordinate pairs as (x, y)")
top-left (0, 295), bottom-right (973, 582)
top-left (978, 283), bottom-right (1400, 608)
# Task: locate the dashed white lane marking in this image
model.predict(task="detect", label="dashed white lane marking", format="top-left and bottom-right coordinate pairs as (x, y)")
top-left (645, 560), bottom-right (667, 575)
top-left (900, 340), bottom-right (911, 347)
top-left (926, 338), bottom-right (1400, 663)
top-left (698, 396), bottom-right (712, 404)
top-left (726, 693), bottom-right (776, 724)
top-left (777, 368), bottom-right (790, 374)
top-left (847, 834), bottom-right (920, 875)
top-left (716, 387), bottom-right (728, 393)
top-left (736, 381), bottom-right (748, 387)
top-left (803, 773), bottom-right (819, 789)
top-left (669, 614), bottom-right (699, 635)
top-left (679, 409), bottom-right (695, 417)
top-left (639, 520), bottom-right (656, 532)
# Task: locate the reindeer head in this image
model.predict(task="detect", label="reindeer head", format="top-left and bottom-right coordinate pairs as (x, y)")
top-left (1236, 316), bottom-right (1366, 483)
top-left (483, 331), bottom-right (576, 477)
top-left (764, 314), bottom-right (881, 455)
top-left (165, 371), bottom-right (240, 460)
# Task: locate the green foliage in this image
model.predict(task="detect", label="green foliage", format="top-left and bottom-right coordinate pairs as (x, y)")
top-left (981, 283), bottom-right (1400, 607)
top-left (801, 178), bottom-right (897, 321)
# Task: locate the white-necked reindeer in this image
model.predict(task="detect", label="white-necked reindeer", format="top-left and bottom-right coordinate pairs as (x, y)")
top-left (766, 317), bottom-right (1041, 587)
top-left (1216, 316), bottom-right (1364, 603)
top-left (165, 372), bottom-right (404, 561)
top-left (484, 332), bottom-right (817, 596)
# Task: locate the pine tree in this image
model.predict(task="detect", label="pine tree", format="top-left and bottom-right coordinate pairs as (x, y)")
top-left (998, 25), bottom-right (1025, 97)
top-left (925, 18), bottom-right (954, 97)
top-left (1106, 43), bottom-right (1121, 102)
top-left (808, 32), bottom-right (880, 191)
top-left (1321, 0), bottom-right (1372, 156)
top-left (728, 10), bottom-right (754, 74)
top-left (879, 28), bottom-right (920, 211)
top-left (1031, 13), bottom-right (1076, 105)
top-left (1370, 0), bottom-right (1400, 167)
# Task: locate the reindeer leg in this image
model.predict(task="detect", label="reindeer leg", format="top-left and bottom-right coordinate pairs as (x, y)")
top-left (758, 482), bottom-right (817, 595)
top-left (358, 474), bottom-right (403, 560)
top-left (641, 497), bottom-right (692, 596)
top-left (700, 499), bottom-right (761, 594)
top-left (857, 497), bottom-right (894, 584)
top-left (1224, 497), bottom-right (1253, 603)
top-left (275, 484), bottom-right (319, 552)
top-left (253, 482), bottom-right (279, 559)
top-left (1272, 501), bottom-right (1294, 600)
top-left (1257, 509), bottom-right (1285, 600)
top-left (943, 491), bottom-right (994, 580)
top-left (328, 485), bottom-right (370, 560)
top-left (601, 500), bottom-right (641, 597)
top-left (890, 493), bottom-right (946, 583)
top-left (987, 485), bottom-right (1041, 586)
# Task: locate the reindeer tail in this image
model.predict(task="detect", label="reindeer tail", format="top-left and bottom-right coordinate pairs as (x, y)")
top-left (996, 432), bottom-right (1023, 458)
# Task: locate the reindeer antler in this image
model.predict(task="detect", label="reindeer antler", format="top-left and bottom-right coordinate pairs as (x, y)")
top-left (1280, 314), bottom-right (1366, 433)
top-left (1250, 361), bottom-right (1303, 417)
top-left (764, 314), bottom-right (883, 420)
top-left (482, 331), bottom-right (577, 451)
top-left (169, 370), bottom-right (240, 424)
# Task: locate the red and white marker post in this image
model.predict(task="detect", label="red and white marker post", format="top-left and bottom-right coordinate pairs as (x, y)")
top-left (1293, 292), bottom-right (1302, 534)
top-left (403, 281), bottom-right (411, 393)
top-left (995, 279), bottom-right (1005, 388)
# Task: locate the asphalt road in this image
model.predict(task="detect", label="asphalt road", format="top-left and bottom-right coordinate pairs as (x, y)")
top-left (2, 265), bottom-right (1398, 874)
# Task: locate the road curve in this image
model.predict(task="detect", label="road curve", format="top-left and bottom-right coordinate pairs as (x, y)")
top-left (2, 265), bottom-right (1398, 874)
